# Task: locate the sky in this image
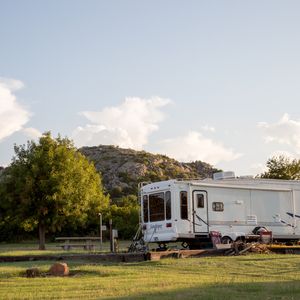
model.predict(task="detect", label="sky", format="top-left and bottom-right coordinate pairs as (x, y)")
top-left (1, 0), bottom-right (300, 176)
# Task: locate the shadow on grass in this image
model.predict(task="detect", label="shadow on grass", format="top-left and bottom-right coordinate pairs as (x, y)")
top-left (240, 256), bottom-right (300, 262)
top-left (16, 269), bottom-right (117, 279)
top-left (69, 269), bottom-right (115, 277)
top-left (111, 280), bottom-right (300, 300)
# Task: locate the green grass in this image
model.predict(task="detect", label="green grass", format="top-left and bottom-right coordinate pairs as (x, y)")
top-left (0, 254), bottom-right (300, 299)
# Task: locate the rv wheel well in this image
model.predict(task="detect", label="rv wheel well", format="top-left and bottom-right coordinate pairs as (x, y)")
top-left (221, 236), bottom-right (233, 244)
top-left (252, 226), bottom-right (268, 235)
top-left (236, 236), bottom-right (246, 242)
top-left (221, 234), bottom-right (245, 243)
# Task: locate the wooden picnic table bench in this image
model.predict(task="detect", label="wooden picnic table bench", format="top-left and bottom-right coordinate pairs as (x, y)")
top-left (55, 237), bottom-right (101, 251)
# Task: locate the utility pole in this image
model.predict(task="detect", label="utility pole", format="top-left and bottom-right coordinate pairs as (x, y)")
top-left (98, 213), bottom-right (102, 251)
top-left (109, 219), bottom-right (114, 252)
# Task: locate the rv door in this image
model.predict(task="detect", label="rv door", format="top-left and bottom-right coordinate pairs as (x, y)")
top-left (192, 191), bottom-right (209, 234)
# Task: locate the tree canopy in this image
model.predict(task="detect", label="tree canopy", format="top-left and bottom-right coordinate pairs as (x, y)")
top-left (107, 195), bottom-right (139, 239)
top-left (0, 132), bottom-right (109, 249)
top-left (260, 155), bottom-right (300, 180)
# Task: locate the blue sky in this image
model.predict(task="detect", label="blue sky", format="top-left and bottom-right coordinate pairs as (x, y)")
top-left (1, 0), bottom-right (300, 175)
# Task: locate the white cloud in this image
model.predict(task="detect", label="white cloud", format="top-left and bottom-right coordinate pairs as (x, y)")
top-left (269, 150), bottom-right (296, 159)
top-left (258, 113), bottom-right (300, 153)
top-left (0, 78), bottom-right (24, 91)
top-left (201, 125), bottom-right (215, 133)
top-left (249, 163), bottom-right (267, 175)
top-left (156, 131), bottom-right (242, 165)
top-left (72, 96), bottom-right (171, 148)
top-left (72, 97), bottom-right (240, 165)
top-left (0, 78), bottom-right (30, 141)
top-left (22, 127), bottom-right (42, 140)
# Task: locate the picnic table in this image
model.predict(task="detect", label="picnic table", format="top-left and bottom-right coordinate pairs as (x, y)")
top-left (55, 237), bottom-right (101, 250)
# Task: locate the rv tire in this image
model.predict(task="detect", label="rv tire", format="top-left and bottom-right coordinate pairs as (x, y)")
top-left (221, 236), bottom-right (233, 244)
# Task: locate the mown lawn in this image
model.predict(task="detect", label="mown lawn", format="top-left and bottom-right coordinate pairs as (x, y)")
top-left (0, 254), bottom-right (300, 299)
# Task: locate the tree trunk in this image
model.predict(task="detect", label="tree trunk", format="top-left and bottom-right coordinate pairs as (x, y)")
top-left (38, 222), bottom-right (46, 250)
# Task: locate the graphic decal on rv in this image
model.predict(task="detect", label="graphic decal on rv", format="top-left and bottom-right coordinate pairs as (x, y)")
top-left (195, 214), bottom-right (209, 226)
top-left (275, 212), bottom-right (300, 228)
top-left (286, 212), bottom-right (300, 219)
top-left (280, 219), bottom-right (295, 227)
top-left (272, 213), bottom-right (296, 227)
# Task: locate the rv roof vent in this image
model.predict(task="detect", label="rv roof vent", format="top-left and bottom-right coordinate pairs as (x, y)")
top-left (213, 171), bottom-right (235, 180)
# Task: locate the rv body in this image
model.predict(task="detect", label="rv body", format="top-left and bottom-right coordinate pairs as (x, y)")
top-left (140, 177), bottom-right (300, 247)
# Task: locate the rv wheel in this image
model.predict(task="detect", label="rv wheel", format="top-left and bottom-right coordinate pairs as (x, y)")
top-left (221, 236), bottom-right (233, 244)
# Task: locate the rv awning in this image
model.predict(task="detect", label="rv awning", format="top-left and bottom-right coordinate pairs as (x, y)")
top-left (183, 182), bottom-right (292, 192)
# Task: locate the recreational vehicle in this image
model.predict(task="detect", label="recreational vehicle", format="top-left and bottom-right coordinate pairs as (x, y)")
top-left (140, 172), bottom-right (300, 249)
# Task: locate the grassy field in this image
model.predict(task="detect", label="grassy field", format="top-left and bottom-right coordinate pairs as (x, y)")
top-left (0, 253), bottom-right (300, 299)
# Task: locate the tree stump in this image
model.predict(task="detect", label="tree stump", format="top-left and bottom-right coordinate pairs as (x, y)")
top-left (49, 262), bottom-right (69, 276)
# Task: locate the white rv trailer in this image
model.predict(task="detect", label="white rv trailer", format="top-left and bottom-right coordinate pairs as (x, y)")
top-left (140, 175), bottom-right (300, 248)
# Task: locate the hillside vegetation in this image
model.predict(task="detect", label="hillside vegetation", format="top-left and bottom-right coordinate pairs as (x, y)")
top-left (80, 145), bottom-right (220, 198)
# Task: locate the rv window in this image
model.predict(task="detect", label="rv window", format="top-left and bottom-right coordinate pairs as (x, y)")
top-left (143, 195), bottom-right (149, 222)
top-left (149, 193), bottom-right (165, 222)
top-left (166, 191), bottom-right (171, 220)
top-left (212, 202), bottom-right (224, 212)
top-left (197, 194), bottom-right (204, 208)
top-left (180, 191), bottom-right (188, 219)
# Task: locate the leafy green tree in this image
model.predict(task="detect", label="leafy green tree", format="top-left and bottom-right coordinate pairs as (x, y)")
top-left (106, 195), bottom-right (139, 239)
top-left (0, 132), bottom-right (109, 249)
top-left (260, 155), bottom-right (300, 180)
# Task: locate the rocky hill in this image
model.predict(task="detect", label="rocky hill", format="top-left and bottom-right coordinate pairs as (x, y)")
top-left (80, 145), bottom-right (220, 197)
